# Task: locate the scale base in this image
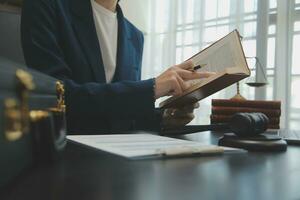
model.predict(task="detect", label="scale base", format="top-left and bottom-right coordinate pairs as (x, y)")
top-left (219, 133), bottom-right (287, 152)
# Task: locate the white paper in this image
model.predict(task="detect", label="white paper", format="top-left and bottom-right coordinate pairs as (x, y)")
top-left (67, 134), bottom-right (244, 159)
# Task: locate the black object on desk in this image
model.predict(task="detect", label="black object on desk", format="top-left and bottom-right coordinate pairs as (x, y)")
top-left (161, 113), bottom-right (268, 136)
top-left (162, 113), bottom-right (288, 151)
top-left (272, 129), bottom-right (300, 145)
top-left (219, 133), bottom-right (287, 152)
top-left (218, 113), bottom-right (287, 151)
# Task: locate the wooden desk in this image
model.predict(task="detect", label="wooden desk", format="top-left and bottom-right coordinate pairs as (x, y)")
top-left (1, 131), bottom-right (300, 200)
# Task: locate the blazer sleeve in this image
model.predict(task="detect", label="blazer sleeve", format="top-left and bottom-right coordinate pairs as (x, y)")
top-left (132, 31), bottom-right (163, 131)
top-left (21, 0), bottom-right (157, 120)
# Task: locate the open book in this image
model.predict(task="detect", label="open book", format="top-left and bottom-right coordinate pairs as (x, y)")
top-left (159, 29), bottom-right (250, 108)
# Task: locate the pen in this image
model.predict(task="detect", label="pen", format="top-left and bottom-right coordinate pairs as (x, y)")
top-left (192, 64), bottom-right (207, 71)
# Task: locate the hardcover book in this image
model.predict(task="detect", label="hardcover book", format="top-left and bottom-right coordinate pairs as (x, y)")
top-left (160, 30), bottom-right (250, 108)
top-left (210, 115), bottom-right (280, 124)
top-left (210, 99), bottom-right (282, 130)
top-left (212, 99), bottom-right (281, 109)
top-left (211, 106), bottom-right (281, 117)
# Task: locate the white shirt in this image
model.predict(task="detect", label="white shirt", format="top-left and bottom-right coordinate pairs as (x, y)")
top-left (91, 0), bottom-right (118, 83)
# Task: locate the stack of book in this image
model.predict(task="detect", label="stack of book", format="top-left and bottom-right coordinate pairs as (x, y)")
top-left (211, 99), bottom-right (281, 129)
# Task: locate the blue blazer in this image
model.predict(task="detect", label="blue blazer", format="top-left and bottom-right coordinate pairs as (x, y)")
top-left (21, 0), bottom-right (161, 133)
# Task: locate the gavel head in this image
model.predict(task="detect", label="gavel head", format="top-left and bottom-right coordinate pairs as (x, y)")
top-left (229, 113), bottom-right (269, 137)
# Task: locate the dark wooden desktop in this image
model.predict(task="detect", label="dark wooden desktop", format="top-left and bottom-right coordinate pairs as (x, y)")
top-left (1, 131), bottom-right (300, 200)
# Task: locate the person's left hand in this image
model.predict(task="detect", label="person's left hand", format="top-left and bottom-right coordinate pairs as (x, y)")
top-left (162, 102), bottom-right (200, 129)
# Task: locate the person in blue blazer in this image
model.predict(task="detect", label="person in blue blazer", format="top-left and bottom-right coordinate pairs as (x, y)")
top-left (21, 0), bottom-right (212, 134)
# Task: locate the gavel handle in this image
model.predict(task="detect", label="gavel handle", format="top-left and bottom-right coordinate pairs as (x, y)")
top-left (160, 124), bottom-right (231, 135)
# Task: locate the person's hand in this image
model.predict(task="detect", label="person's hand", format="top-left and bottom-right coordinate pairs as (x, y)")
top-left (154, 60), bottom-right (213, 99)
top-left (162, 102), bottom-right (200, 129)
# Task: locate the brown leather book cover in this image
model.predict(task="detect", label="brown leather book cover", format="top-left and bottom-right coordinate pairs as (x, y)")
top-left (210, 115), bottom-right (280, 130)
top-left (212, 99), bottom-right (281, 109)
top-left (160, 73), bottom-right (249, 108)
top-left (159, 30), bottom-right (250, 109)
top-left (211, 106), bottom-right (281, 117)
top-left (210, 114), bottom-right (280, 124)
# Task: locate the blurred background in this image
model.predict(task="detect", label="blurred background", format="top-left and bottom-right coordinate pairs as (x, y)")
top-left (120, 0), bottom-right (300, 130)
top-left (1, 0), bottom-right (299, 129)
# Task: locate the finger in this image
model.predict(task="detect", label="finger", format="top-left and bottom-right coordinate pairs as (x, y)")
top-left (174, 110), bottom-right (195, 118)
top-left (176, 75), bottom-right (189, 91)
top-left (164, 107), bottom-right (196, 117)
top-left (170, 102), bottom-right (200, 113)
top-left (181, 104), bottom-right (199, 113)
top-left (177, 70), bottom-right (216, 80)
top-left (194, 102), bottom-right (200, 109)
top-left (163, 115), bottom-right (195, 128)
top-left (169, 77), bottom-right (182, 96)
top-left (176, 70), bottom-right (200, 80)
top-left (180, 106), bottom-right (195, 113)
top-left (176, 60), bottom-right (194, 70)
top-left (163, 118), bottom-right (192, 128)
top-left (164, 108), bottom-right (176, 116)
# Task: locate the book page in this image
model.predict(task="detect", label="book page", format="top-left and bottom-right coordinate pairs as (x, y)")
top-left (192, 42), bottom-right (236, 73)
top-left (188, 31), bottom-right (248, 87)
top-left (67, 134), bottom-right (244, 159)
top-left (188, 43), bottom-right (235, 87)
top-left (160, 30), bottom-right (250, 108)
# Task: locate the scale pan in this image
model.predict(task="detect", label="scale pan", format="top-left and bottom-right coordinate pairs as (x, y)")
top-left (246, 82), bottom-right (268, 87)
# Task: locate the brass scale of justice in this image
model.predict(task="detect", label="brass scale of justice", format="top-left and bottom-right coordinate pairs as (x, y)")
top-left (233, 34), bottom-right (269, 100)
top-left (216, 34), bottom-right (287, 152)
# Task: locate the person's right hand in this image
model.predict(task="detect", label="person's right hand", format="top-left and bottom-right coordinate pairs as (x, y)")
top-left (154, 60), bottom-right (214, 99)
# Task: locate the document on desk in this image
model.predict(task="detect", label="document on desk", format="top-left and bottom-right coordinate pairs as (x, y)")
top-left (67, 134), bottom-right (244, 159)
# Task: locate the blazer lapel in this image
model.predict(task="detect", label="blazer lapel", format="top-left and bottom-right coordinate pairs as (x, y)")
top-left (70, 0), bottom-right (106, 82)
top-left (113, 5), bottom-right (135, 82)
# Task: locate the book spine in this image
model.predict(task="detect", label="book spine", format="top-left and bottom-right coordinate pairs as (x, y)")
top-left (211, 106), bottom-right (281, 117)
top-left (210, 116), bottom-right (280, 130)
top-left (212, 99), bottom-right (281, 109)
top-left (210, 115), bottom-right (280, 124)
